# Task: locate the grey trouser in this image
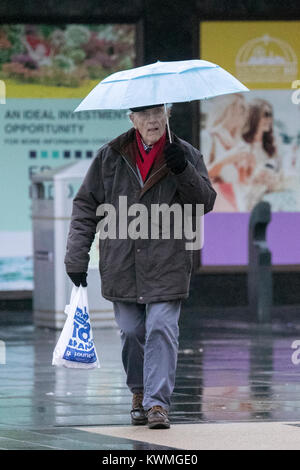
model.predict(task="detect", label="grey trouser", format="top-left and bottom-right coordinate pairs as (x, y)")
top-left (113, 300), bottom-right (181, 411)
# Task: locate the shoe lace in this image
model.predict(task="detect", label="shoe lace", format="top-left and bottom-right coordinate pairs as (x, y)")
top-left (149, 405), bottom-right (167, 416)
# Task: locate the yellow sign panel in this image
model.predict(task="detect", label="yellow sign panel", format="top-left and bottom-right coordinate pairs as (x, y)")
top-left (201, 21), bottom-right (300, 89)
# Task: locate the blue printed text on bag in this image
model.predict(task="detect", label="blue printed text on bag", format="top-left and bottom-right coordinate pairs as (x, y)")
top-left (63, 306), bottom-right (97, 363)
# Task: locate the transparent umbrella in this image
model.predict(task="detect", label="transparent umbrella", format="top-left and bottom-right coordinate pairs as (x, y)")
top-left (74, 59), bottom-right (249, 142)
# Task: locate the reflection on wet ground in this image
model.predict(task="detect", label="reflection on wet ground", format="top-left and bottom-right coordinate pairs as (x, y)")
top-left (177, 319), bottom-right (300, 423)
top-left (1, 313), bottom-right (300, 429)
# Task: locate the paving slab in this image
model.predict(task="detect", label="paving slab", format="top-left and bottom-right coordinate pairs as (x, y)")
top-left (78, 422), bottom-right (300, 450)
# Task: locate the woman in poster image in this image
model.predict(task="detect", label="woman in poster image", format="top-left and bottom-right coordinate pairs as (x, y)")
top-left (201, 93), bottom-right (254, 210)
top-left (240, 98), bottom-right (286, 210)
top-left (202, 96), bottom-right (288, 211)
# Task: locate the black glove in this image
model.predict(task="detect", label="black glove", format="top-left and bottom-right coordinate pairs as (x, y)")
top-left (67, 272), bottom-right (87, 287)
top-left (164, 142), bottom-right (188, 174)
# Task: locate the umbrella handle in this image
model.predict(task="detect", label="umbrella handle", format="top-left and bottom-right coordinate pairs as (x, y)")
top-left (164, 103), bottom-right (172, 143)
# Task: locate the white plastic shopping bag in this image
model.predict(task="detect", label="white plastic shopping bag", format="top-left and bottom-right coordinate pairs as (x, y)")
top-left (52, 285), bottom-right (100, 369)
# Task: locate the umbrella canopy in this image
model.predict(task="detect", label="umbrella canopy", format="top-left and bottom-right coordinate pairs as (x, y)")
top-left (74, 59), bottom-right (249, 112)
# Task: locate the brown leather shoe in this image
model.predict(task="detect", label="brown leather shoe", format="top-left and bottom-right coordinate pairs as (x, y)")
top-left (130, 392), bottom-right (147, 425)
top-left (147, 405), bottom-right (170, 429)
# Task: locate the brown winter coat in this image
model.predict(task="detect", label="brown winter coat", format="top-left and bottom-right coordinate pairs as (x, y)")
top-left (64, 127), bottom-right (217, 303)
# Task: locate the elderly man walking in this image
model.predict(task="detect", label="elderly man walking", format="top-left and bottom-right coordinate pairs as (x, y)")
top-left (64, 104), bottom-right (216, 429)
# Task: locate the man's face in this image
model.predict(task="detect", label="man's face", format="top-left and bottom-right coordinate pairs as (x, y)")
top-left (130, 106), bottom-right (169, 145)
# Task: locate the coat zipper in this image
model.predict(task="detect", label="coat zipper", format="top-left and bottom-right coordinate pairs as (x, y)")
top-left (121, 154), bottom-right (167, 190)
top-left (121, 154), bottom-right (143, 188)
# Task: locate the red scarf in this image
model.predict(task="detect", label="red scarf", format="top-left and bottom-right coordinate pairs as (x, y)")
top-left (135, 129), bottom-right (166, 182)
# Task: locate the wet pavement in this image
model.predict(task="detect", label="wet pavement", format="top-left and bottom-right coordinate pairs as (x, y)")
top-left (1, 311), bottom-right (300, 449)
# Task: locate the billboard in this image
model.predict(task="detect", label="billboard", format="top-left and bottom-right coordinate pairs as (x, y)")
top-left (200, 21), bottom-right (300, 265)
top-left (0, 24), bottom-right (136, 290)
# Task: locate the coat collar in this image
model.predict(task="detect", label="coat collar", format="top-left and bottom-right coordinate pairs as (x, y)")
top-left (108, 127), bottom-right (179, 199)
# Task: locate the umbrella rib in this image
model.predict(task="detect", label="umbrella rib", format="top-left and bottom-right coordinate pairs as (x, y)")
top-left (102, 66), bottom-right (218, 84)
